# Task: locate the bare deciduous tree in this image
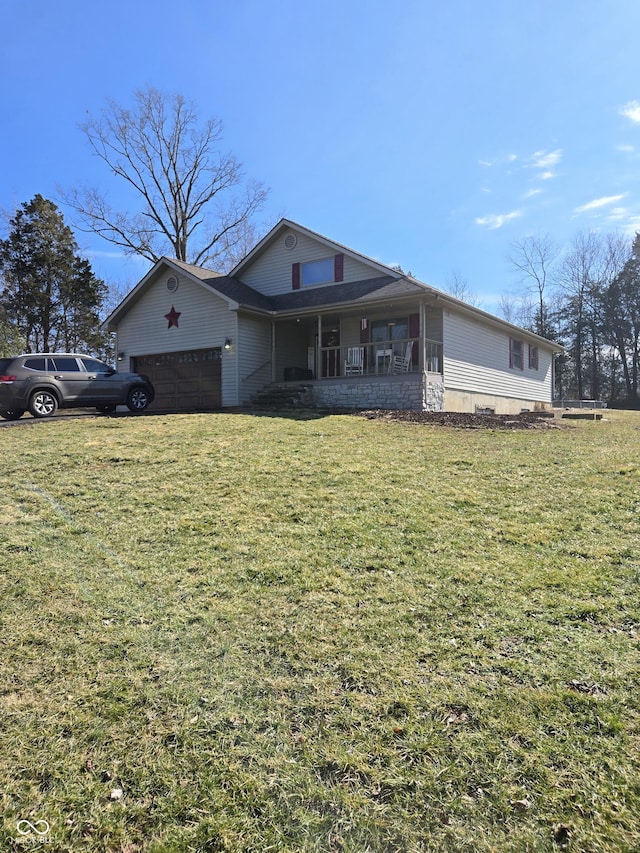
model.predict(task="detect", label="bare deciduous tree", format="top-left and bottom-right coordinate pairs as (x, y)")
top-left (445, 270), bottom-right (481, 306)
top-left (64, 88), bottom-right (269, 271)
top-left (508, 232), bottom-right (559, 339)
top-left (556, 231), bottom-right (627, 400)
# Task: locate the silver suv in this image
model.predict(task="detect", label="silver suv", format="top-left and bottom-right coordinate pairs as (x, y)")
top-left (0, 353), bottom-right (154, 420)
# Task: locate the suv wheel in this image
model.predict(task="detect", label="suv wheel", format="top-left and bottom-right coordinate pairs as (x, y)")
top-left (29, 390), bottom-right (58, 418)
top-left (126, 386), bottom-right (151, 412)
top-left (0, 409), bottom-right (25, 421)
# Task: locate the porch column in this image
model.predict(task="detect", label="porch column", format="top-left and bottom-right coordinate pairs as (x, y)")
top-left (420, 302), bottom-right (426, 372)
top-left (271, 319), bottom-right (276, 383)
top-left (317, 315), bottom-right (322, 380)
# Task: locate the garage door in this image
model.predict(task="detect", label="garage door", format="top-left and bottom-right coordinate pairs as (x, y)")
top-left (134, 348), bottom-right (222, 411)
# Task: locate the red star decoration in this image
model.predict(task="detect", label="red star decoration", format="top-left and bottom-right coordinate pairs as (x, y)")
top-left (165, 306), bottom-right (181, 328)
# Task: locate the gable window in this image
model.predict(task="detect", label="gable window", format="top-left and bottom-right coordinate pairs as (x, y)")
top-left (292, 254), bottom-right (344, 289)
top-left (509, 337), bottom-right (524, 370)
top-left (301, 257), bottom-right (334, 286)
top-left (529, 345), bottom-right (539, 370)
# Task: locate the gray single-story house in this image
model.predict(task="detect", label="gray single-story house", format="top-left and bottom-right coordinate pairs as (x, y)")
top-left (102, 219), bottom-right (561, 413)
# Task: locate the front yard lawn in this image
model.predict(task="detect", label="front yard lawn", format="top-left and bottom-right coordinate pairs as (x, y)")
top-left (1, 410), bottom-right (639, 851)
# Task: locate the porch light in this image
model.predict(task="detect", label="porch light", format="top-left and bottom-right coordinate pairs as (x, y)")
top-left (224, 338), bottom-right (232, 350)
top-left (117, 351), bottom-right (125, 361)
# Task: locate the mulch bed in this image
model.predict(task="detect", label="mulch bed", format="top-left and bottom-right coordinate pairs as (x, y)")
top-left (352, 410), bottom-right (563, 429)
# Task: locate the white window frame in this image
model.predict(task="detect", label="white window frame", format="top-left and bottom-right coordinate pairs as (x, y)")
top-left (301, 257), bottom-right (334, 286)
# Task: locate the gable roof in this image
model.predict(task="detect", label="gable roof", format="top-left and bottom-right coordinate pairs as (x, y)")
top-left (102, 257), bottom-right (256, 330)
top-left (102, 255), bottom-right (429, 330)
top-left (102, 225), bottom-right (563, 351)
top-left (230, 218), bottom-right (401, 281)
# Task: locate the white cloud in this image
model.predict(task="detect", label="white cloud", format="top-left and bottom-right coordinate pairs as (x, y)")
top-left (478, 153), bottom-right (518, 167)
top-left (522, 188), bottom-right (542, 199)
top-left (622, 216), bottom-right (640, 236)
top-left (617, 144), bottom-right (635, 153)
top-left (475, 211), bottom-right (522, 229)
top-left (600, 207), bottom-right (640, 235)
top-left (620, 100), bottom-right (640, 123)
top-left (573, 194), bottom-right (626, 214)
top-left (607, 207), bottom-right (628, 221)
top-left (528, 149), bottom-right (563, 170)
top-left (539, 171), bottom-right (555, 180)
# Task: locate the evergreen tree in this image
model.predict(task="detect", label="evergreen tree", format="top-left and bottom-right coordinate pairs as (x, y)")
top-left (0, 195), bottom-right (107, 354)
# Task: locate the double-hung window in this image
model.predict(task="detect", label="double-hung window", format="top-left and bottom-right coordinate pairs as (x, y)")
top-left (509, 338), bottom-right (524, 370)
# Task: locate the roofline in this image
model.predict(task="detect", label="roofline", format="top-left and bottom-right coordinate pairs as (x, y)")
top-left (267, 291), bottom-right (424, 319)
top-left (231, 222), bottom-right (562, 350)
top-left (230, 218), bottom-right (403, 281)
top-left (101, 238), bottom-right (563, 354)
top-left (426, 286), bottom-right (563, 350)
top-left (101, 257), bottom-right (238, 331)
top-left (230, 284), bottom-right (562, 351)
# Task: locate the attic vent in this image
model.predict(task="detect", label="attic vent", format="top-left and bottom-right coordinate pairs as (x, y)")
top-left (167, 275), bottom-right (179, 293)
top-left (284, 233), bottom-right (297, 250)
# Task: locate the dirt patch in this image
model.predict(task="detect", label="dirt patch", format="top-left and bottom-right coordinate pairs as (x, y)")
top-left (353, 410), bottom-right (563, 429)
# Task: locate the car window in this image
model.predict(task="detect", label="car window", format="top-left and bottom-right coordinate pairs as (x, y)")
top-left (23, 357), bottom-right (48, 371)
top-left (51, 357), bottom-right (81, 372)
top-left (81, 358), bottom-right (113, 374)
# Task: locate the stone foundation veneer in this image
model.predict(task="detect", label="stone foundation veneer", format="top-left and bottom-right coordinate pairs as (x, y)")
top-left (310, 373), bottom-right (445, 412)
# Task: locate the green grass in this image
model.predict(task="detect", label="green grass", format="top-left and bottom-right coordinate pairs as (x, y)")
top-left (1, 409), bottom-right (639, 852)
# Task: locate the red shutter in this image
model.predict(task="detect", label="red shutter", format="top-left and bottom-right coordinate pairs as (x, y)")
top-left (334, 253), bottom-right (344, 282)
top-left (292, 262), bottom-right (301, 290)
top-left (409, 313), bottom-right (420, 365)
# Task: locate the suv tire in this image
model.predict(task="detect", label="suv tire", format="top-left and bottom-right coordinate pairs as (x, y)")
top-left (0, 409), bottom-right (25, 421)
top-left (29, 390), bottom-right (58, 418)
top-left (126, 386), bottom-right (151, 412)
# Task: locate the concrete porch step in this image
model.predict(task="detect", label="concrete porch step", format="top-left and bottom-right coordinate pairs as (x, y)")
top-left (250, 383), bottom-right (312, 409)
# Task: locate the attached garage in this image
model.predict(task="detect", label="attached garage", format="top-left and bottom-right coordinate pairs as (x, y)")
top-left (133, 348), bottom-right (222, 411)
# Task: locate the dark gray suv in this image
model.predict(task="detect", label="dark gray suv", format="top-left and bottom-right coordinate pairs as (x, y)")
top-left (0, 353), bottom-right (154, 420)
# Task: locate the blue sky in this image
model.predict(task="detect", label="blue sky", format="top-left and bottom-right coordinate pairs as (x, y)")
top-left (3, 0), bottom-right (640, 313)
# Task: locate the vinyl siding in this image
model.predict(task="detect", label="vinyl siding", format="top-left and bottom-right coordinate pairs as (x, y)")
top-left (116, 269), bottom-right (239, 406)
top-left (443, 309), bottom-right (553, 402)
top-left (240, 230), bottom-right (381, 296)
top-left (238, 315), bottom-right (272, 403)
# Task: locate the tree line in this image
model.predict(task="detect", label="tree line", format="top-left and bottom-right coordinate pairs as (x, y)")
top-left (503, 231), bottom-right (640, 407)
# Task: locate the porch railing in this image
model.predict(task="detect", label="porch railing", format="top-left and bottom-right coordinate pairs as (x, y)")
top-left (318, 338), bottom-right (443, 379)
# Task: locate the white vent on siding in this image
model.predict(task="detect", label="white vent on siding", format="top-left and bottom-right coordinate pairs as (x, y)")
top-left (284, 233), bottom-right (297, 250)
top-left (167, 275), bottom-right (179, 292)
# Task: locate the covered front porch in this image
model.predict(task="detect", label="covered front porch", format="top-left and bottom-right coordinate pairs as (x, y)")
top-left (273, 303), bottom-right (444, 383)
